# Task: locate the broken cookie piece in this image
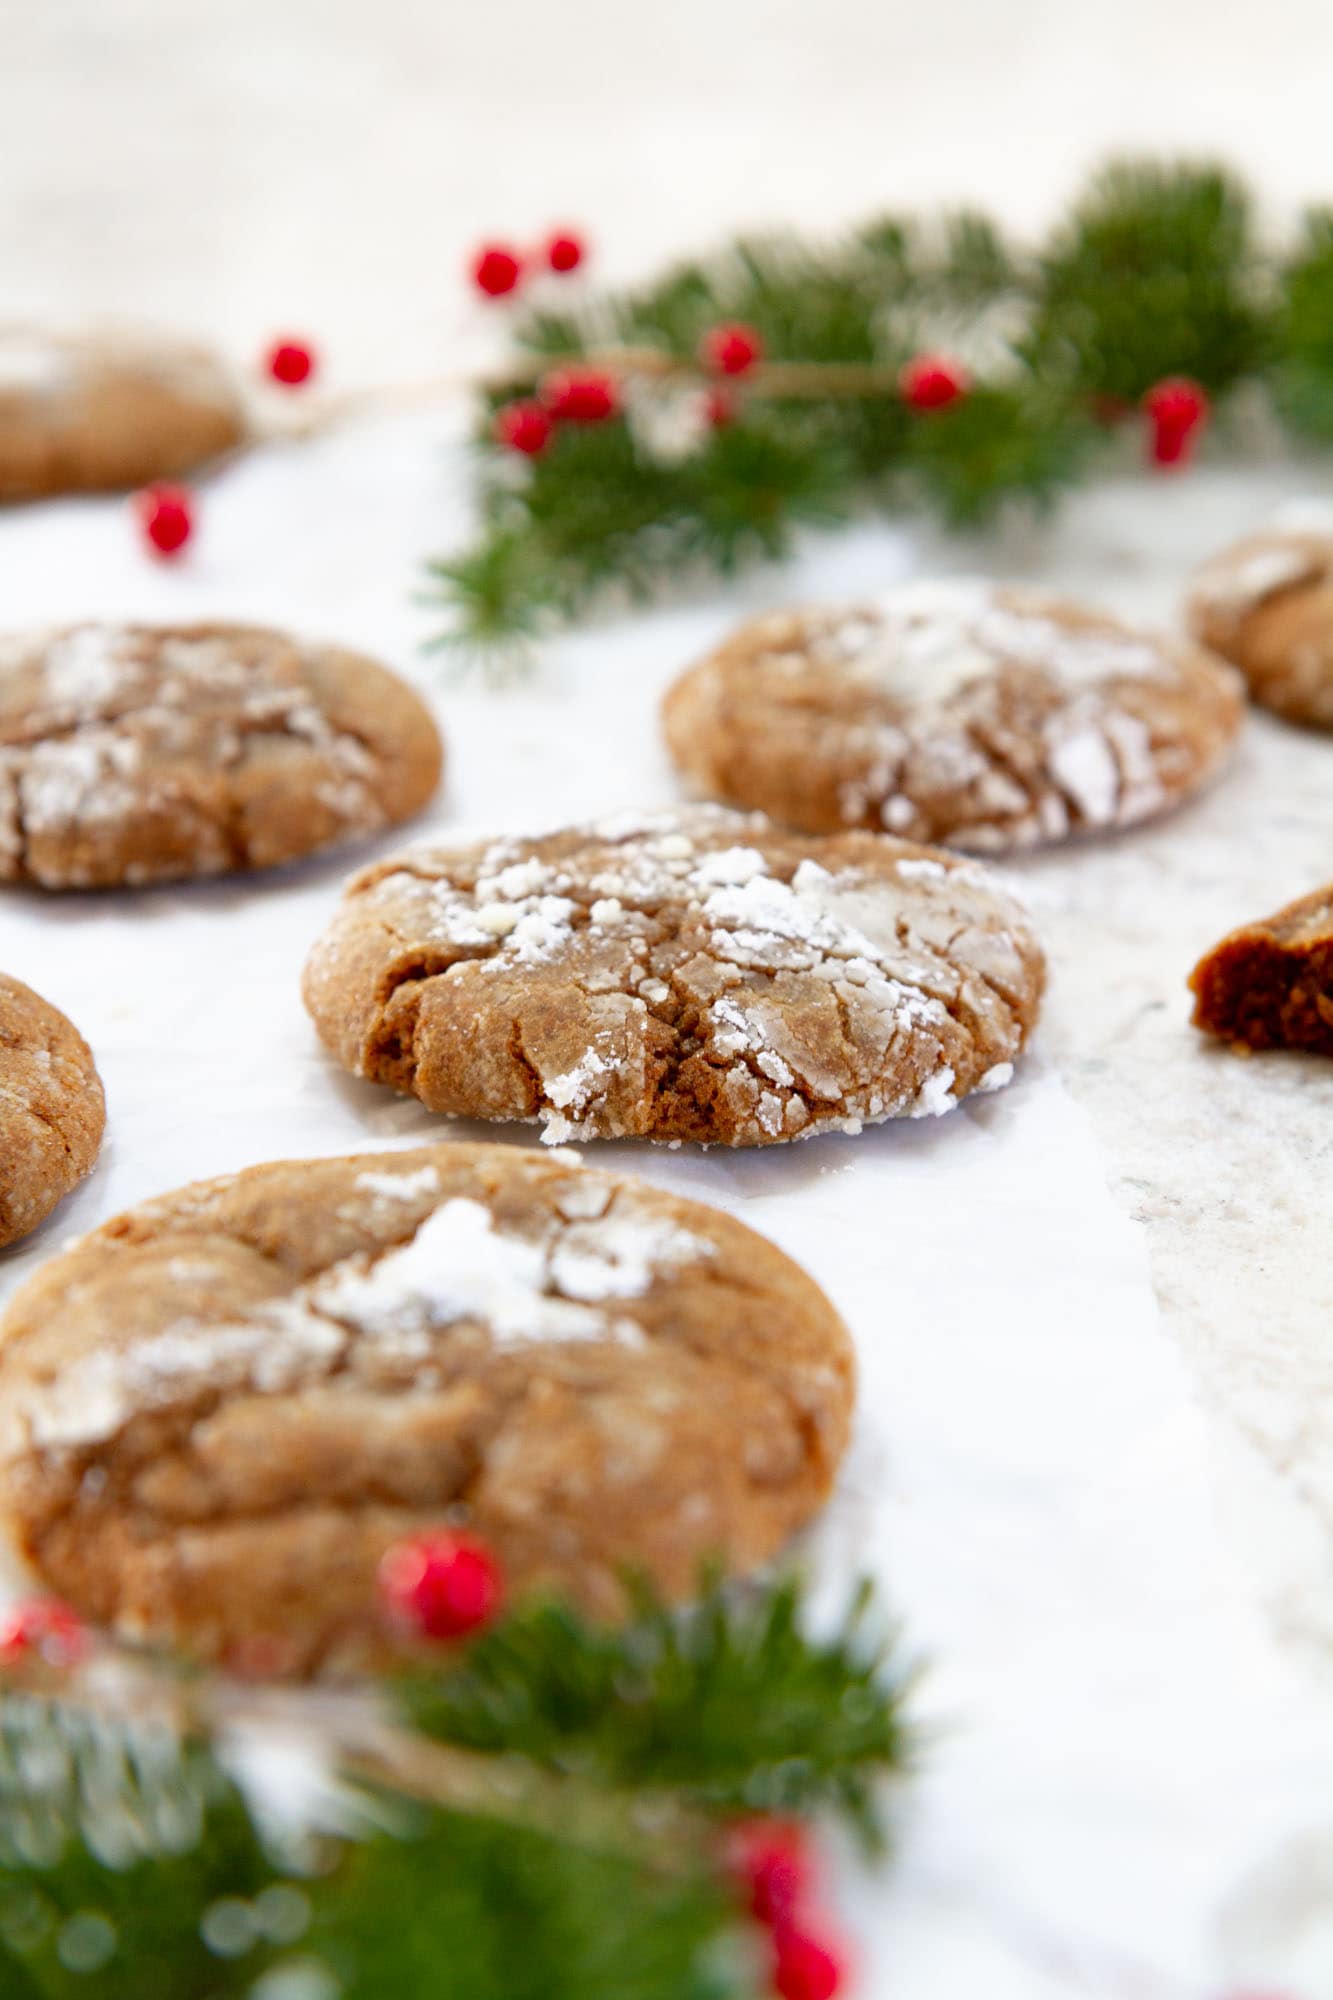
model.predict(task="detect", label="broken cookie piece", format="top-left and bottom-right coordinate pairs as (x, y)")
top-left (1189, 883), bottom-right (1333, 1054)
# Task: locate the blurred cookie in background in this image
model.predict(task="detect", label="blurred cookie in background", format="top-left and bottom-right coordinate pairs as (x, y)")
top-left (664, 579), bottom-right (1244, 853)
top-left (1188, 503), bottom-right (1333, 729)
top-left (0, 328), bottom-right (243, 500)
top-left (0, 972), bottom-right (104, 1248)
top-left (0, 622), bottom-right (444, 888)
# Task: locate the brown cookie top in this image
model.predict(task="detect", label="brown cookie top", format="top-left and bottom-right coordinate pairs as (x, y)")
top-left (0, 974), bottom-right (105, 1249)
top-left (0, 330), bottom-right (244, 501)
top-left (302, 805), bottom-right (1044, 1147)
top-left (0, 1142), bottom-right (854, 1675)
top-left (0, 623), bottom-right (444, 888)
top-left (1187, 521), bottom-right (1333, 729)
top-left (1190, 882), bottom-right (1333, 1055)
top-left (663, 578), bottom-right (1244, 851)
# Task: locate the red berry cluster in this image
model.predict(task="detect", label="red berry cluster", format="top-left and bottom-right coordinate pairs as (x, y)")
top-left (471, 228), bottom-right (589, 301)
top-left (493, 365), bottom-right (621, 458)
top-left (492, 318), bottom-right (767, 460)
top-left (1143, 375), bottom-right (1209, 468)
top-left (379, 1531), bottom-right (505, 1641)
top-left (727, 1819), bottom-right (846, 2000)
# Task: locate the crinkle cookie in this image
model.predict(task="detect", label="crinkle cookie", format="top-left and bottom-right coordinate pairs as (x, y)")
top-left (662, 578), bottom-right (1244, 852)
top-left (302, 805), bottom-right (1044, 1147)
top-left (1190, 881), bottom-right (1333, 1055)
top-left (0, 1143), bottom-right (854, 1675)
top-left (0, 974), bottom-right (105, 1248)
top-left (0, 623), bottom-right (443, 888)
top-left (1188, 513), bottom-right (1333, 729)
top-left (0, 329), bottom-right (243, 500)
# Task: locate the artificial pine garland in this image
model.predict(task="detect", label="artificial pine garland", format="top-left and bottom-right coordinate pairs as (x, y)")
top-left (426, 158), bottom-right (1333, 665)
top-left (0, 1573), bottom-right (909, 1999)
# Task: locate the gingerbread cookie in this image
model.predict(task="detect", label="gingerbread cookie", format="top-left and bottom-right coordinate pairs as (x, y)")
top-left (0, 330), bottom-right (243, 501)
top-left (0, 623), bottom-right (443, 888)
top-left (302, 806), bottom-right (1044, 1147)
top-left (1188, 518), bottom-right (1333, 728)
top-left (1190, 883), bottom-right (1333, 1054)
top-left (0, 975), bottom-right (105, 1248)
top-left (662, 578), bottom-right (1244, 851)
top-left (0, 1143), bottom-right (854, 1674)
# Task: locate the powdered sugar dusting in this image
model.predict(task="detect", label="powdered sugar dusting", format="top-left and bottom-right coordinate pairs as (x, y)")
top-left (0, 622), bottom-right (398, 886)
top-left (684, 581), bottom-right (1237, 853)
top-left (340, 805), bottom-right (1040, 1146)
top-left (7, 1183), bottom-right (714, 1454)
top-left (1047, 726), bottom-right (1121, 825)
top-left (809, 578), bottom-right (1168, 705)
top-left (0, 335), bottom-right (71, 396)
top-left (1191, 538), bottom-right (1324, 625)
top-left (354, 1163), bottom-right (441, 1202)
top-left (39, 626), bottom-right (138, 707)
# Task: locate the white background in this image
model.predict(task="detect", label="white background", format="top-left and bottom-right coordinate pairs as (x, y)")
top-left (4, 5), bottom-right (1333, 1996)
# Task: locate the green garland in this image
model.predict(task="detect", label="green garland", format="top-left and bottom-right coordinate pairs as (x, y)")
top-left (0, 1575), bottom-right (910, 1999)
top-left (426, 158), bottom-right (1333, 665)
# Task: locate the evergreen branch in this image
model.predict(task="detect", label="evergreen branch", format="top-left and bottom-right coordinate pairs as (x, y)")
top-left (426, 154), bottom-right (1333, 659)
top-left (397, 1573), bottom-right (912, 1852)
top-left (1273, 208), bottom-right (1333, 439)
top-left (0, 1572), bottom-right (911, 1997)
top-left (0, 1696), bottom-right (743, 2000)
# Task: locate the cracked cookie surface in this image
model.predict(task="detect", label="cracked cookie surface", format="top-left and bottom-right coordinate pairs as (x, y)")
top-left (302, 805), bottom-right (1045, 1146)
top-left (0, 1142), bottom-right (854, 1675)
top-left (662, 578), bottom-right (1244, 851)
top-left (0, 331), bottom-right (243, 500)
top-left (0, 974), bottom-right (105, 1248)
top-left (0, 623), bottom-right (443, 888)
top-left (1188, 522), bottom-right (1333, 729)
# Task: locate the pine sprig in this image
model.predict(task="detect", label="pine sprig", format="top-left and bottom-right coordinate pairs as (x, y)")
top-left (1274, 208), bottom-right (1333, 439)
top-left (0, 1572), bottom-right (909, 1997)
top-left (397, 1574), bottom-right (911, 1850)
top-left (1028, 159), bottom-right (1271, 400)
top-left (0, 1698), bottom-right (738, 2000)
top-left (427, 155), bottom-right (1333, 661)
top-left (0, 1697), bottom-right (292, 2000)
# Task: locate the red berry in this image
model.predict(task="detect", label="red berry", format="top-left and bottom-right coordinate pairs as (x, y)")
top-left (704, 388), bottom-right (736, 429)
top-left (494, 399), bottom-right (554, 456)
top-left (134, 483), bottom-right (193, 559)
top-left (700, 322), bottom-right (764, 378)
top-left (472, 245), bottom-right (523, 299)
top-left (0, 1599), bottom-right (88, 1670)
top-left (900, 352), bottom-right (969, 412)
top-left (726, 1819), bottom-right (812, 1926)
top-left (1144, 375), bottom-right (1209, 468)
top-left (546, 231), bottom-right (585, 275)
top-left (379, 1532), bottom-right (504, 1642)
top-left (265, 337), bottom-right (317, 388)
top-left (771, 1926), bottom-right (844, 2000)
top-left (541, 368), bottom-right (619, 423)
